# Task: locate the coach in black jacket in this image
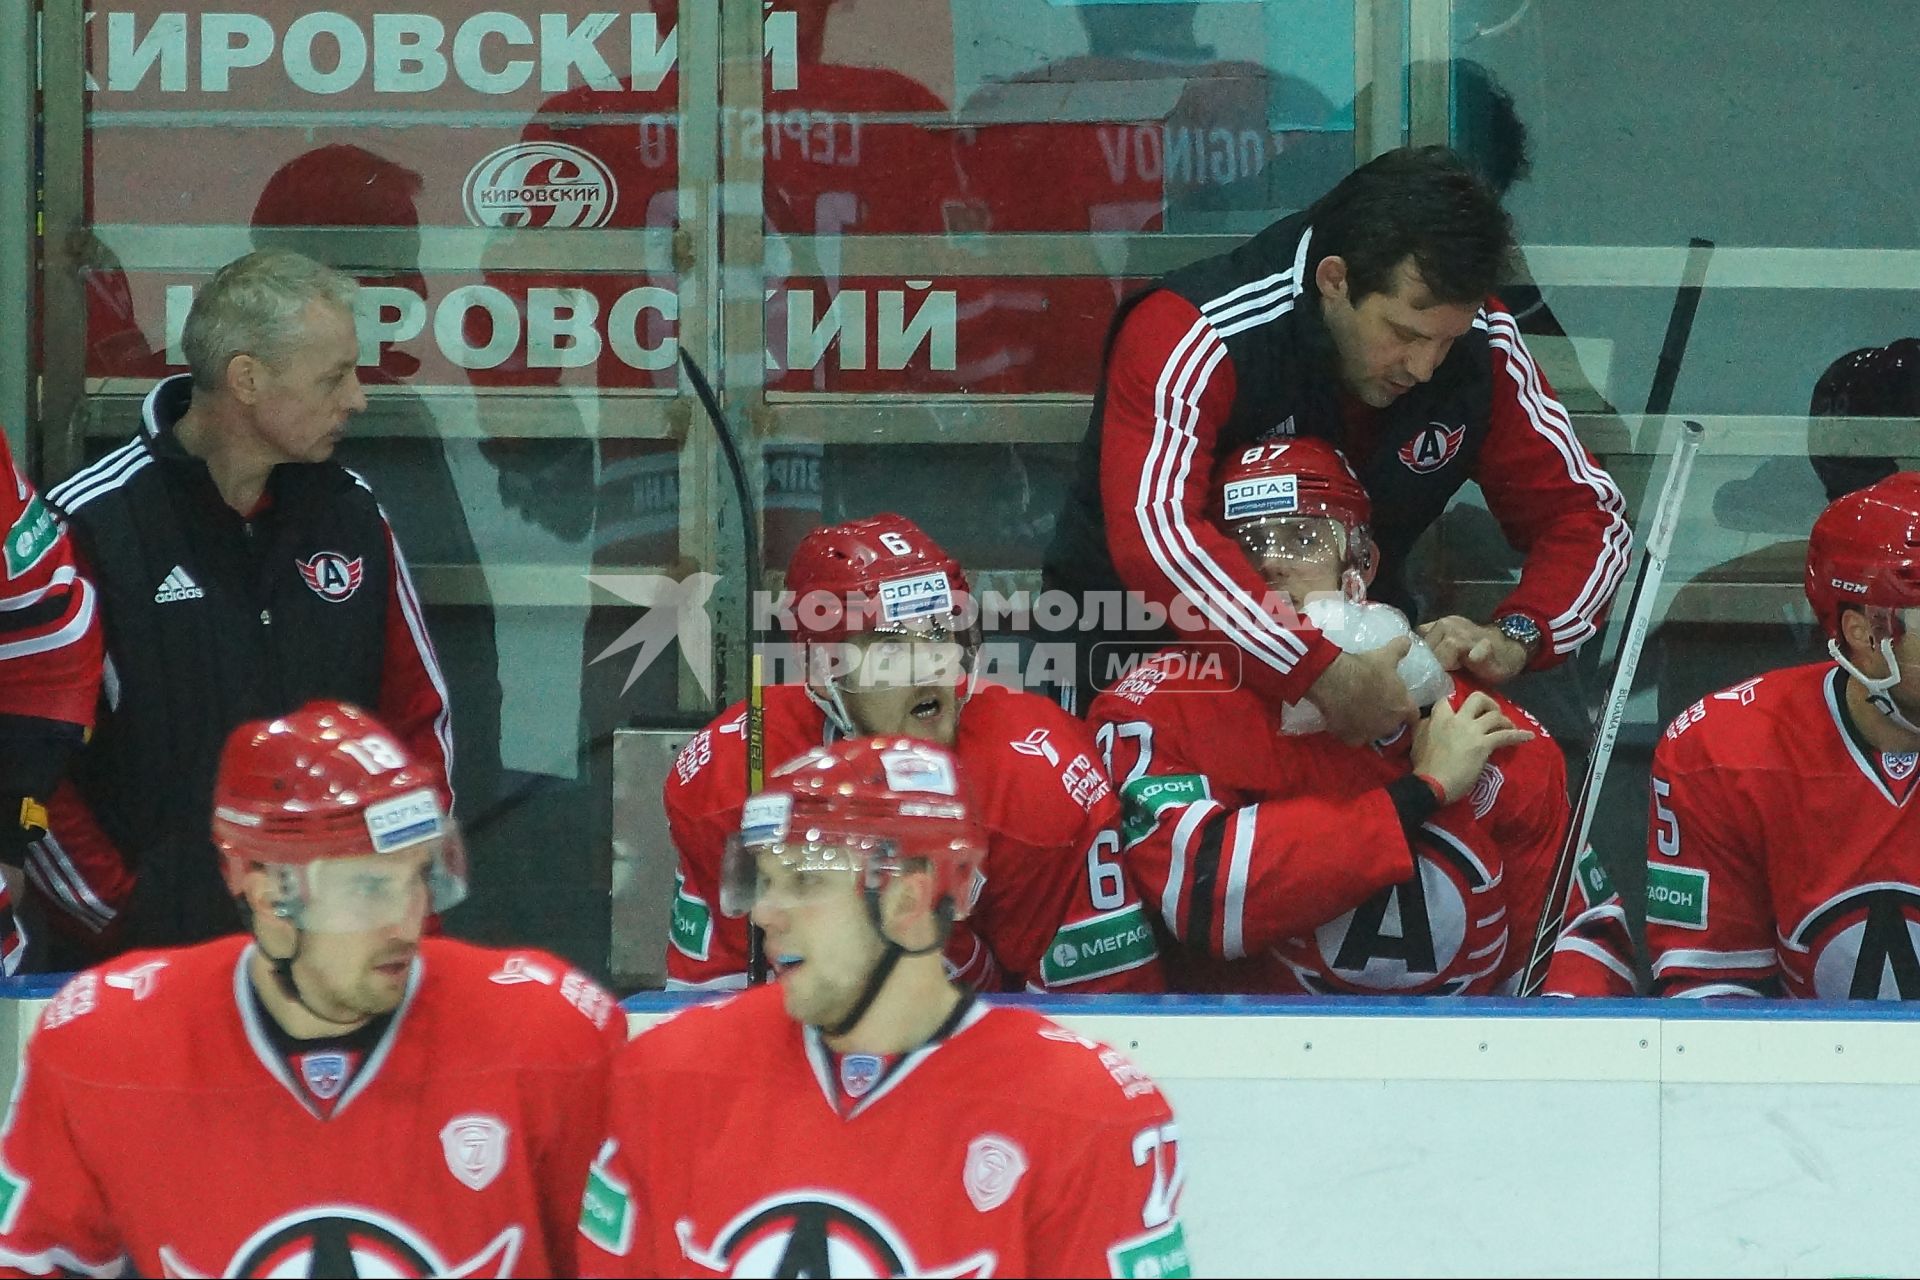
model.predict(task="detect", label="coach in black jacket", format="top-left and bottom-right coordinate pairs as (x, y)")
top-left (31, 249), bottom-right (453, 966)
top-left (1048, 147), bottom-right (1628, 735)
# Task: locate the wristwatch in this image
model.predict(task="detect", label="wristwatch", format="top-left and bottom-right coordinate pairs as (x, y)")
top-left (1493, 614), bottom-right (1543, 663)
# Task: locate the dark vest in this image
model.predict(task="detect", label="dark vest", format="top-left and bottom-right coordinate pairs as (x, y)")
top-left (50, 378), bottom-right (392, 948)
top-left (1047, 209), bottom-right (1501, 614)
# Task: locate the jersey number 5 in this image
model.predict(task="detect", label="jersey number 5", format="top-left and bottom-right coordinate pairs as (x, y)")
top-left (1651, 775), bottom-right (1681, 857)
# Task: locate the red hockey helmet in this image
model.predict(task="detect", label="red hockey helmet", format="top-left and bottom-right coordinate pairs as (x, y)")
top-left (1804, 472), bottom-right (1920, 642)
top-left (719, 736), bottom-right (986, 923)
top-left (213, 701), bottom-right (467, 930)
top-left (1213, 437), bottom-right (1375, 588)
top-left (783, 513), bottom-right (975, 647)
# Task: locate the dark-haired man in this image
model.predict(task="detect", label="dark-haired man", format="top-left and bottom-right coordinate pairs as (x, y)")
top-left (1046, 145), bottom-right (1628, 732)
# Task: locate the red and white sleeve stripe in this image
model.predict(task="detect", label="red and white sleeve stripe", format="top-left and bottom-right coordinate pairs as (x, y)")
top-left (1102, 287), bottom-right (1337, 705)
top-left (376, 510), bottom-right (456, 811)
top-left (1479, 308), bottom-right (1632, 662)
top-left (0, 455), bottom-right (102, 729)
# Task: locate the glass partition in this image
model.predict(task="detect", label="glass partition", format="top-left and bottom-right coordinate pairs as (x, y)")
top-left (35, 0), bottom-right (1917, 993)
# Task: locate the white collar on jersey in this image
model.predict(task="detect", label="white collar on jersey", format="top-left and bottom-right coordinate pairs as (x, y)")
top-left (1823, 664), bottom-right (1920, 809)
top-left (232, 943), bottom-right (423, 1122)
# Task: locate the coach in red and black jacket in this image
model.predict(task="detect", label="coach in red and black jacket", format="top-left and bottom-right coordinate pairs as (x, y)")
top-left (28, 250), bottom-right (452, 967)
top-left (1046, 146), bottom-right (1628, 735)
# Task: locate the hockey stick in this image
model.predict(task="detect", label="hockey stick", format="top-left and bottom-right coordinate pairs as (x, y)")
top-left (1516, 235), bottom-right (1714, 995)
top-left (679, 349), bottom-right (770, 985)
top-left (1518, 418), bottom-right (1705, 994)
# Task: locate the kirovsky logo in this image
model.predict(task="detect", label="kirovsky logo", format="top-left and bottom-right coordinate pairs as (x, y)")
top-left (586, 573), bottom-right (722, 698)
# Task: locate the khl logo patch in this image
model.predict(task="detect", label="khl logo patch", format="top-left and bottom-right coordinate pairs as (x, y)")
top-left (298, 1052), bottom-right (349, 1102)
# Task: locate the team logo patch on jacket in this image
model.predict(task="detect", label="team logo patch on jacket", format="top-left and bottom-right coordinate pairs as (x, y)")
top-left (1399, 423), bottom-right (1466, 474)
top-left (299, 551), bottom-right (365, 602)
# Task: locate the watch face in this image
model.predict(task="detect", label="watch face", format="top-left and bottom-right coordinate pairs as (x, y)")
top-left (1498, 616), bottom-right (1540, 645)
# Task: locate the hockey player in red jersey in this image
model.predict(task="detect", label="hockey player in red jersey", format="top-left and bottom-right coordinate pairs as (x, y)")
top-left (1086, 438), bottom-right (1568, 993)
top-left (1547, 473), bottom-right (1920, 998)
top-left (0, 701), bottom-right (625, 1278)
top-left (665, 513), bottom-right (1162, 994)
top-left (0, 430), bottom-right (101, 970)
top-left (581, 736), bottom-right (1191, 1278)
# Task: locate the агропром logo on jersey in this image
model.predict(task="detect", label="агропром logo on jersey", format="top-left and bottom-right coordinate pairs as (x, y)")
top-left (463, 142), bottom-right (618, 229)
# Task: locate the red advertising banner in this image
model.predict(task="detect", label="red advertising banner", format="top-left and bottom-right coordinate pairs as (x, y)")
top-left (766, 277), bottom-right (1145, 396)
top-left (90, 270), bottom-right (681, 389)
top-left (89, 270), bottom-right (1140, 396)
top-left (89, 116), bottom-right (1167, 236)
top-left (85, 4), bottom-right (1168, 235)
top-left (86, 2), bottom-right (680, 115)
top-left (88, 124), bottom-right (678, 230)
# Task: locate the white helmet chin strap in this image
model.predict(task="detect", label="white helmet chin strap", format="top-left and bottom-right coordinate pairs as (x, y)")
top-left (803, 678), bottom-right (855, 740)
top-left (1831, 636), bottom-right (1920, 737)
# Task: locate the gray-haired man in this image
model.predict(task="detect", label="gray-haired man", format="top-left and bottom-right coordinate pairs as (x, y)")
top-left (30, 249), bottom-right (454, 968)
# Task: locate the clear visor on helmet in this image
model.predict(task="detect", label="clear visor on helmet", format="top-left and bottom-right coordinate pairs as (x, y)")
top-left (1866, 604), bottom-right (1920, 639)
top-left (259, 833), bottom-right (467, 934)
top-left (719, 831), bottom-right (907, 917)
top-left (810, 620), bottom-right (978, 692)
top-left (1229, 514), bottom-right (1366, 574)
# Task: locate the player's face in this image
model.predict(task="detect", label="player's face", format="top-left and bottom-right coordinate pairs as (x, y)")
top-left (1231, 515), bottom-right (1349, 605)
top-left (246, 299), bottom-right (366, 464)
top-left (834, 630), bottom-right (964, 747)
top-left (286, 846), bottom-right (433, 1020)
top-left (1877, 613), bottom-right (1920, 718)
top-left (1319, 258), bottom-right (1480, 408)
top-left (749, 847), bottom-right (891, 1028)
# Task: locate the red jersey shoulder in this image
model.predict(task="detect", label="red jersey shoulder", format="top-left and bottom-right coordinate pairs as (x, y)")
top-left (965, 1005), bottom-right (1172, 1123)
top-left (958, 683), bottom-right (1115, 838)
top-left (27, 937), bottom-right (247, 1078)
top-left (1089, 649), bottom-right (1266, 767)
top-left (1657, 663), bottom-right (1825, 772)
top-left (421, 939), bottom-right (626, 1053)
top-left (1118, 288), bottom-right (1213, 356)
top-left (665, 685), bottom-right (823, 819)
top-left (615, 984), bottom-right (785, 1085)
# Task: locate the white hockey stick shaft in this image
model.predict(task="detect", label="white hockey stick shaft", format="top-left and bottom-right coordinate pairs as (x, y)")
top-left (1519, 419), bottom-right (1705, 994)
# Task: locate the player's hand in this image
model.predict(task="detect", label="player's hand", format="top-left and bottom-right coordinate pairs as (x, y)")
top-left (1411, 691), bottom-right (1536, 803)
top-left (1418, 616), bottom-right (1529, 684)
top-left (1304, 641), bottom-right (1418, 746)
